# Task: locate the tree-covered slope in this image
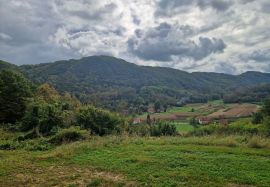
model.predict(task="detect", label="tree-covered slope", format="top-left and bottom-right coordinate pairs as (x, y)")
top-left (6, 55), bottom-right (270, 113)
top-left (0, 60), bottom-right (19, 71)
top-left (20, 56), bottom-right (270, 92)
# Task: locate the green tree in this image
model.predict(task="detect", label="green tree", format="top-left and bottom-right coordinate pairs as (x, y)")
top-left (262, 99), bottom-right (270, 116)
top-left (163, 104), bottom-right (168, 112)
top-left (0, 70), bottom-right (32, 123)
top-left (263, 117), bottom-right (270, 136)
top-left (252, 112), bottom-right (263, 124)
top-left (146, 114), bottom-right (151, 125)
top-left (154, 101), bottom-right (161, 113)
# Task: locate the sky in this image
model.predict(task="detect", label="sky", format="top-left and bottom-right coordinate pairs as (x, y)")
top-left (0, 0), bottom-right (270, 74)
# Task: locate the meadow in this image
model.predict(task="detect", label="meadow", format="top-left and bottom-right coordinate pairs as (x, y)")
top-left (1, 135), bottom-right (270, 187)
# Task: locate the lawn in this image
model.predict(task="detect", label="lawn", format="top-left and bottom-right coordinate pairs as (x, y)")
top-left (1, 136), bottom-right (270, 186)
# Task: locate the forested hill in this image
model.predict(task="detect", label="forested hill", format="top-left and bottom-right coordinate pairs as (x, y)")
top-left (2, 56), bottom-right (270, 113)
top-left (0, 60), bottom-right (19, 71)
top-left (18, 56), bottom-right (270, 90)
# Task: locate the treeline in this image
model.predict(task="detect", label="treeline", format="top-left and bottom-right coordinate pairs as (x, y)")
top-left (224, 84), bottom-right (270, 103)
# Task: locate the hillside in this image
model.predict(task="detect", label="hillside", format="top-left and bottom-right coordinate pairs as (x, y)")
top-left (20, 56), bottom-right (270, 92)
top-left (2, 55), bottom-right (270, 113)
top-left (0, 60), bottom-right (19, 71)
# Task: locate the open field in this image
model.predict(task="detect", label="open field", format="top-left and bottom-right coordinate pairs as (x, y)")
top-left (1, 136), bottom-right (270, 187)
top-left (169, 122), bottom-right (194, 134)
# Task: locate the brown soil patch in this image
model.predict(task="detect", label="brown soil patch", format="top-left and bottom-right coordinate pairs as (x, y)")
top-left (208, 104), bottom-right (258, 119)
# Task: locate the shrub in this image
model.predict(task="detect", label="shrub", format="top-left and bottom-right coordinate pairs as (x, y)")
top-left (248, 136), bottom-right (268, 149)
top-left (150, 121), bottom-right (177, 136)
top-left (49, 127), bottom-right (89, 145)
top-left (0, 140), bottom-right (18, 150)
top-left (192, 119), bottom-right (265, 136)
top-left (21, 101), bottom-right (64, 136)
top-left (77, 106), bottom-right (128, 136)
top-left (128, 123), bottom-right (151, 136)
top-left (23, 139), bottom-right (52, 151)
top-left (252, 112), bottom-right (263, 124)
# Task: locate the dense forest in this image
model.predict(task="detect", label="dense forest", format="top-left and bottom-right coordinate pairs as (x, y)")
top-left (2, 56), bottom-right (270, 114)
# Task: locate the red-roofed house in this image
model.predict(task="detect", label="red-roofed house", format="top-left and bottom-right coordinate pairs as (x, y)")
top-left (198, 117), bottom-right (212, 125)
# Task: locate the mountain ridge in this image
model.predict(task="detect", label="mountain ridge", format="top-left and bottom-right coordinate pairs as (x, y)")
top-left (2, 55), bottom-right (270, 113)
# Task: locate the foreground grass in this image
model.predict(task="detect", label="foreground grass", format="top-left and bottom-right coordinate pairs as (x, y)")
top-left (1, 136), bottom-right (270, 186)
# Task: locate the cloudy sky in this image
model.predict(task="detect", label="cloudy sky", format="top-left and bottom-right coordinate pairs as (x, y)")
top-left (0, 0), bottom-right (270, 74)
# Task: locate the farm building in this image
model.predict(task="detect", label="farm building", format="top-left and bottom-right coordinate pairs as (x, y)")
top-left (132, 118), bottom-right (142, 124)
top-left (198, 117), bottom-right (212, 125)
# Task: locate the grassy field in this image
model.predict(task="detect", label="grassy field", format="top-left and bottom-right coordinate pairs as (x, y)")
top-left (1, 136), bottom-right (270, 186)
top-left (171, 122), bottom-right (194, 134)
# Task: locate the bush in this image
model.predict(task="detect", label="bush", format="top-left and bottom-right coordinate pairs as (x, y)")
top-left (252, 112), bottom-right (264, 124)
top-left (77, 106), bottom-right (128, 136)
top-left (192, 119), bottom-right (265, 136)
top-left (49, 127), bottom-right (89, 145)
top-left (0, 140), bottom-right (18, 150)
top-left (22, 139), bottom-right (52, 151)
top-left (248, 136), bottom-right (268, 149)
top-left (128, 123), bottom-right (151, 136)
top-left (21, 102), bottom-right (64, 136)
top-left (150, 121), bottom-right (177, 136)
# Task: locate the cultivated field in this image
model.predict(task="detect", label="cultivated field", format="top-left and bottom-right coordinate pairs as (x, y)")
top-left (136, 101), bottom-right (257, 122)
top-left (1, 136), bottom-right (270, 186)
top-left (208, 104), bottom-right (258, 119)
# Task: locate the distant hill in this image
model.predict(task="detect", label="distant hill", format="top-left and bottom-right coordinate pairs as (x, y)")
top-left (3, 56), bottom-right (270, 114)
top-left (0, 60), bottom-right (19, 71)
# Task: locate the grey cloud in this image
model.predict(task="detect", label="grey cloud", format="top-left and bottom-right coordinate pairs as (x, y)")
top-left (261, 2), bottom-right (270, 14)
top-left (197, 0), bottom-right (232, 11)
top-left (61, 2), bottom-right (118, 21)
top-left (128, 23), bottom-right (226, 61)
top-left (214, 62), bottom-right (237, 74)
top-left (248, 49), bottom-right (270, 62)
top-left (156, 0), bottom-right (234, 16)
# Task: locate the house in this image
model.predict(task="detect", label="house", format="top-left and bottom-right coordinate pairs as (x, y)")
top-left (132, 118), bottom-right (142, 124)
top-left (198, 117), bottom-right (212, 125)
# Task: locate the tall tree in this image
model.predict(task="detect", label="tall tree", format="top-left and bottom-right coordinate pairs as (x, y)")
top-left (154, 101), bottom-right (161, 113)
top-left (262, 99), bottom-right (270, 116)
top-left (0, 70), bottom-right (32, 123)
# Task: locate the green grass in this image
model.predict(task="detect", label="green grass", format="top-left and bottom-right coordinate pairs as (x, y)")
top-left (1, 136), bottom-right (270, 186)
top-left (172, 122), bottom-right (194, 133)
